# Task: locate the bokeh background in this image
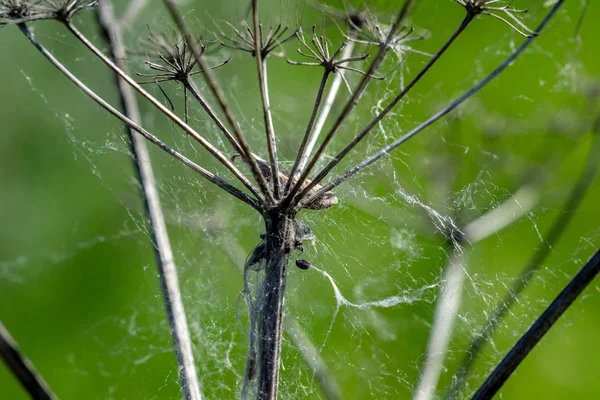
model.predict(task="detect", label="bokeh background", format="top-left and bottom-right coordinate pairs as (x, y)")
top-left (1, 1), bottom-right (599, 399)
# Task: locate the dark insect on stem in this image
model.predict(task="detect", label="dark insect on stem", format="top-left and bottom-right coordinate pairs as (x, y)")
top-left (295, 259), bottom-right (311, 270)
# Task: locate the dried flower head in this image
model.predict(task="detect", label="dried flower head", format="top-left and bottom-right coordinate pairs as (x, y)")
top-left (217, 19), bottom-right (295, 58)
top-left (287, 26), bottom-right (382, 93)
top-left (456, 0), bottom-right (537, 37)
top-left (138, 28), bottom-right (227, 85)
top-left (0, 0), bottom-right (96, 24)
top-left (136, 28), bottom-right (228, 122)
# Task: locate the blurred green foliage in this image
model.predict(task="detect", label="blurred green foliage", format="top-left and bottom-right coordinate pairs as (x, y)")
top-left (1, 1), bottom-right (599, 399)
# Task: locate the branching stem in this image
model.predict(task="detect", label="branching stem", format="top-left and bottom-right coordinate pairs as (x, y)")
top-left (18, 24), bottom-right (259, 210)
top-left (295, 14), bottom-right (474, 203)
top-left (161, 0), bottom-right (274, 204)
top-left (295, 33), bottom-right (356, 175)
top-left (64, 21), bottom-right (263, 202)
top-left (282, 0), bottom-right (414, 208)
top-left (299, 0), bottom-right (566, 210)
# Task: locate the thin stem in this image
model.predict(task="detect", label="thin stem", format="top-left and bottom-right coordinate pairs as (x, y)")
top-left (282, 0), bottom-right (414, 208)
top-left (161, 0), bottom-right (275, 204)
top-left (299, 0), bottom-right (566, 210)
top-left (64, 21), bottom-right (263, 203)
top-left (95, 3), bottom-right (203, 400)
top-left (296, 15), bottom-right (474, 203)
top-left (255, 212), bottom-right (290, 400)
top-left (0, 321), bottom-right (58, 400)
top-left (252, 0), bottom-right (281, 199)
top-left (445, 125), bottom-right (600, 399)
top-left (296, 34), bottom-right (356, 175)
top-left (285, 70), bottom-right (331, 194)
top-left (183, 78), bottom-right (244, 156)
top-left (218, 231), bottom-right (343, 400)
top-left (412, 185), bottom-right (539, 400)
top-left (18, 24), bottom-right (259, 210)
top-left (471, 249), bottom-right (600, 400)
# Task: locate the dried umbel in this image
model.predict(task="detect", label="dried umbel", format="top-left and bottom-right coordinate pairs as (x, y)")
top-left (0, 0), bottom-right (96, 24)
top-left (456, 0), bottom-right (537, 36)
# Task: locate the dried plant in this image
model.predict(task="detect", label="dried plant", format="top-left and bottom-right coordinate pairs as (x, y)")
top-left (2, 1), bottom-right (598, 400)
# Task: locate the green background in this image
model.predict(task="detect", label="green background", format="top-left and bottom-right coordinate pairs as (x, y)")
top-left (1, 1), bottom-right (599, 399)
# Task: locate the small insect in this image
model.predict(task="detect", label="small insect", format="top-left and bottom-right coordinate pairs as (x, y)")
top-left (245, 219), bottom-right (315, 272)
top-left (295, 259), bottom-right (312, 270)
top-left (234, 153), bottom-right (339, 210)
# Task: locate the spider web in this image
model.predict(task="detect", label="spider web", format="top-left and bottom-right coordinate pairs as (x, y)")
top-left (1, 1), bottom-right (599, 400)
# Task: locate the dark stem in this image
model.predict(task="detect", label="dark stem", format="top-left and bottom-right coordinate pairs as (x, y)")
top-left (282, 0), bottom-right (414, 208)
top-left (286, 70), bottom-right (331, 194)
top-left (294, 14), bottom-right (474, 202)
top-left (471, 249), bottom-right (600, 400)
top-left (161, 0), bottom-right (275, 204)
top-left (17, 24), bottom-right (260, 210)
top-left (446, 124), bottom-right (600, 399)
top-left (0, 321), bottom-right (58, 400)
top-left (255, 211), bottom-right (291, 400)
top-left (64, 21), bottom-right (263, 201)
top-left (183, 78), bottom-right (244, 155)
top-left (95, 3), bottom-right (203, 400)
top-left (252, 0), bottom-right (281, 199)
top-left (299, 0), bottom-right (566, 210)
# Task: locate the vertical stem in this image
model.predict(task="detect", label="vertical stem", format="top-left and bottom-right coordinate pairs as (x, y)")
top-left (255, 212), bottom-right (291, 400)
top-left (95, 4), bottom-right (202, 399)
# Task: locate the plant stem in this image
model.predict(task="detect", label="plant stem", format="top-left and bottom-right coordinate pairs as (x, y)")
top-left (0, 321), bottom-right (58, 400)
top-left (183, 79), bottom-right (244, 156)
top-left (413, 186), bottom-right (538, 400)
top-left (297, 35), bottom-right (356, 175)
top-left (17, 24), bottom-right (259, 210)
top-left (299, 0), bottom-right (566, 209)
top-left (255, 212), bottom-right (291, 400)
top-left (296, 14), bottom-right (474, 201)
top-left (471, 248), bottom-right (600, 400)
top-left (161, 0), bottom-right (274, 204)
top-left (95, 3), bottom-right (203, 399)
top-left (218, 230), bottom-right (342, 400)
top-left (252, 0), bottom-right (281, 198)
top-left (64, 21), bottom-right (263, 202)
top-left (282, 0), bottom-right (413, 208)
top-left (286, 70), bottom-right (331, 194)
top-left (445, 125), bottom-right (600, 399)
